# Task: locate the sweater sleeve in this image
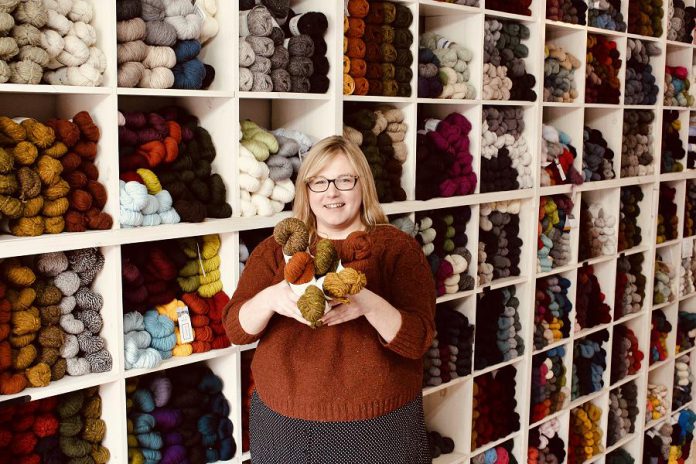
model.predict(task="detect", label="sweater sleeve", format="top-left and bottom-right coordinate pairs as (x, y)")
top-left (223, 237), bottom-right (283, 346)
top-left (380, 233), bottom-right (436, 359)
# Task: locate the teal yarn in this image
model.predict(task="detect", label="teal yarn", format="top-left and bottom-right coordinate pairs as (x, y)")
top-left (141, 448), bottom-right (162, 463)
top-left (133, 413), bottom-right (156, 433)
top-left (172, 59), bottom-right (206, 89)
top-left (199, 372), bottom-right (223, 394)
top-left (137, 432), bottom-right (163, 450)
top-left (211, 393), bottom-right (230, 416)
top-left (133, 389), bottom-right (156, 413)
top-left (143, 310), bottom-right (175, 338)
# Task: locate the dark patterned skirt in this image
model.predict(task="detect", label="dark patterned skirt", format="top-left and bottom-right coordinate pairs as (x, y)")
top-left (249, 391), bottom-right (431, 464)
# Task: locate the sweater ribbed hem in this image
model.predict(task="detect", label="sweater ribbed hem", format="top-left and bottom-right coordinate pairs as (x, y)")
top-left (223, 300), bottom-right (263, 346)
top-left (256, 386), bottom-right (423, 422)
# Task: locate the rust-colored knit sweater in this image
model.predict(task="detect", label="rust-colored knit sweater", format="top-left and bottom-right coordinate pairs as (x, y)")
top-left (223, 224), bottom-right (436, 422)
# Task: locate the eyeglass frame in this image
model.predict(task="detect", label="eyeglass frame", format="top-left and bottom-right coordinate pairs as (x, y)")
top-left (305, 175), bottom-right (360, 192)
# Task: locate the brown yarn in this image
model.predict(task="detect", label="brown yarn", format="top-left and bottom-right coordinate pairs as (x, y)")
top-left (87, 180), bottom-right (107, 208)
top-left (0, 147), bottom-right (13, 172)
top-left (61, 152), bottom-right (82, 172)
top-left (23, 196), bottom-right (44, 217)
top-left (13, 344), bottom-right (37, 369)
top-left (10, 216), bottom-right (45, 236)
top-left (10, 331), bottom-right (37, 348)
top-left (17, 166), bottom-right (41, 199)
top-left (82, 418), bottom-right (106, 442)
top-left (91, 444), bottom-right (111, 464)
top-left (0, 172), bottom-right (18, 194)
top-left (13, 141), bottom-right (38, 165)
top-left (40, 305), bottom-right (61, 325)
top-left (314, 239), bottom-right (338, 276)
top-left (2, 258), bottom-right (36, 286)
top-left (44, 216), bottom-right (65, 233)
top-left (82, 161), bottom-right (99, 180)
top-left (73, 112), bottom-right (100, 143)
top-left (70, 189), bottom-right (92, 212)
top-left (38, 325), bottom-right (63, 348)
top-left (37, 154), bottom-right (63, 185)
top-left (74, 141), bottom-right (97, 160)
top-left (284, 251), bottom-right (315, 285)
top-left (43, 141), bottom-right (68, 158)
top-left (82, 395), bottom-right (102, 418)
top-left (0, 372), bottom-right (28, 394)
top-left (52, 358), bottom-right (66, 380)
top-left (273, 218), bottom-right (310, 255)
top-left (35, 282), bottom-right (62, 305)
top-left (65, 210), bottom-right (87, 232)
top-left (26, 362), bottom-right (51, 387)
top-left (39, 346), bottom-right (60, 365)
top-left (46, 119), bottom-right (80, 147)
top-left (7, 287), bottom-right (36, 310)
top-left (21, 119), bottom-right (55, 148)
top-left (340, 231), bottom-right (372, 263)
top-left (0, 194), bottom-right (23, 218)
top-left (65, 170), bottom-right (87, 188)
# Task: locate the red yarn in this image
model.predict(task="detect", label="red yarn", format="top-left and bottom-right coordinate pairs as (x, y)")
top-left (60, 152), bottom-right (82, 172)
top-left (13, 431), bottom-right (37, 455)
top-left (119, 171), bottom-right (144, 183)
top-left (0, 428), bottom-right (11, 447)
top-left (87, 180), bottom-right (108, 208)
top-left (182, 293), bottom-right (210, 315)
top-left (13, 415), bottom-right (35, 432)
top-left (32, 414), bottom-right (58, 437)
top-left (146, 248), bottom-right (179, 280)
top-left (64, 210), bottom-right (88, 232)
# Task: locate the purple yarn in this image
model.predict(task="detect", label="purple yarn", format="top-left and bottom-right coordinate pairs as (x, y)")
top-left (151, 408), bottom-right (183, 430)
top-left (164, 432), bottom-right (184, 446)
top-left (150, 376), bottom-right (173, 407)
top-left (118, 126), bottom-right (138, 146)
top-left (160, 444), bottom-right (188, 464)
top-left (124, 112), bottom-right (147, 128)
top-left (147, 113), bottom-right (169, 136)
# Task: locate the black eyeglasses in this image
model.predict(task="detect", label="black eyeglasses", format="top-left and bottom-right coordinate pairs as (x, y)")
top-left (306, 175), bottom-right (359, 192)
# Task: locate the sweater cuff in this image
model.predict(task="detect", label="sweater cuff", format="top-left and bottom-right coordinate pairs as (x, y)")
top-left (381, 309), bottom-right (427, 360)
top-left (224, 301), bottom-right (264, 346)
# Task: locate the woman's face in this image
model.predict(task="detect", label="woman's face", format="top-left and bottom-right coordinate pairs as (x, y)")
top-left (308, 153), bottom-right (364, 238)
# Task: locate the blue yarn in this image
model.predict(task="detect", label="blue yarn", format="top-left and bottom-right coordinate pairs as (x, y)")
top-left (173, 59), bottom-right (206, 89)
top-left (150, 333), bottom-right (177, 352)
top-left (206, 449), bottom-right (220, 463)
top-left (175, 40), bottom-right (202, 62)
top-left (484, 448), bottom-right (497, 464)
top-left (141, 449), bottom-right (162, 463)
top-left (132, 413), bottom-right (156, 433)
top-left (158, 348), bottom-right (173, 360)
top-left (219, 437), bottom-right (236, 460)
top-left (133, 390), bottom-right (156, 413)
top-left (137, 431), bottom-right (163, 450)
top-left (198, 413), bottom-right (218, 436)
top-left (217, 417), bottom-right (233, 438)
top-left (143, 310), bottom-right (175, 338)
top-left (211, 393), bottom-right (230, 416)
top-left (199, 372), bottom-right (223, 394)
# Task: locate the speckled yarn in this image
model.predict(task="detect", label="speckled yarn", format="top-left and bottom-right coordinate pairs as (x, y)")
top-left (611, 325), bottom-right (643, 383)
top-left (607, 381), bottom-right (639, 446)
top-left (628, 0), bottom-right (664, 38)
top-left (579, 199), bottom-right (617, 260)
top-left (654, 255), bottom-right (676, 305)
top-left (423, 305), bottom-right (474, 387)
top-left (472, 365), bottom-right (519, 450)
top-left (684, 182), bottom-right (696, 236)
top-left (529, 419), bottom-right (566, 464)
top-left (534, 275), bottom-right (572, 350)
top-left (481, 106), bottom-right (533, 192)
top-left (615, 254), bottom-right (646, 318)
top-left (650, 309), bottom-right (672, 364)
top-left (619, 186), bottom-right (644, 252)
top-left (418, 31), bottom-right (475, 99)
top-left (538, 195), bottom-right (574, 272)
top-left (483, 19), bottom-right (536, 102)
top-left (585, 34), bottom-right (622, 104)
top-left (665, 66), bottom-right (694, 107)
top-left (544, 44), bottom-right (581, 103)
top-left (531, 347), bottom-right (569, 422)
top-left (582, 125), bottom-right (615, 181)
top-left (588, 0), bottom-right (626, 31)
top-left (625, 39), bottom-right (661, 105)
top-left (668, 0), bottom-right (696, 42)
top-left (345, 104), bottom-right (408, 203)
top-left (622, 109), bottom-right (655, 177)
top-left (673, 355), bottom-right (693, 410)
top-left (571, 330), bottom-right (609, 399)
top-left (478, 200), bottom-right (523, 285)
top-left (657, 183), bottom-right (679, 243)
top-left (416, 111), bottom-right (476, 199)
top-left (541, 124), bottom-right (583, 186)
top-left (568, 401), bottom-right (604, 464)
top-left (546, 0), bottom-right (587, 24)
top-left (475, 285), bottom-right (524, 370)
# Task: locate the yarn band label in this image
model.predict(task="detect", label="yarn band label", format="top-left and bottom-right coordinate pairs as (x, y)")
top-left (193, 0), bottom-right (208, 21)
top-left (177, 306), bottom-right (194, 343)
top-left (240, 10), bottom-right (251, 37)
top-left (289, 14), bottom-right (304, 37)
top-left (683, 240), bottom-right (694, 259)
top-left (554, 159), bottom-right (566, 181)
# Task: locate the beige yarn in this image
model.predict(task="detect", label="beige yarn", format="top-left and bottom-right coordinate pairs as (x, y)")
top-left (117, 40), bottom-right (149, 65)
top-left (118, 61), bottom-right (145, 87)
top-left (86, 47), bottom-right (106, 73)
top-left (44, 63), bottom-right (101, 86)
top-left (143, 46), bottom-right (176, 68)
top-left (10, 59), bottom-right (42, 83)
top-left (68, 0), bottom-right (92, 23)
top-left (12, 23), bottom-right (41, 46)
top-left (19, 45), bottom-right (49, 67)
top-left (44, 0), bottom-right (73, 16)
top-left (46, 9), bottom-right (71, 35)
top-left (0, 12), bottom-right (14, 34)
top-left (14, 0), bottom-right (47, 28)
top-left (0, 0), bottom-right (20, 15)
top-left (197, 0), bottom-right (219, 44)
top-left (139, 67), bottom-right (174, 88)
top-left (117, 18), bottom-right (147, 43)
top-left (56, 34), bottom-right (89, 66)
top-left (41, 29), bottom-right (64, 57)
top-left (0, 36), bottom-right (18, 60)
top-left (0, 60), bottom-right (9, 82)
top-left (69, 21), bottom-right (96, 47)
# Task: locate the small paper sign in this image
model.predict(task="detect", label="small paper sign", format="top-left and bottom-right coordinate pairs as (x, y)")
top-left (177, 306), bottom-right (195, 344)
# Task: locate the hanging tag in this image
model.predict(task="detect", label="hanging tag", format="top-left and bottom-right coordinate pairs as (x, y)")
top-left (196, 241), bottom-right (207, 278)
top-left (554, 158), bottom-right (567, 181)
top-left (683, 240), bottom-right (694, 259)
top-left (177, 306), bottom-right (195, 343)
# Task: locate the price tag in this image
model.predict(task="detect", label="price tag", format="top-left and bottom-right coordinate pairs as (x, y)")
top-left (177, 306), bottom-right (195, 344)
top-left (683, 240), bottom-right (694, 259)
top-left (554, 158), bottom-right (567, 181)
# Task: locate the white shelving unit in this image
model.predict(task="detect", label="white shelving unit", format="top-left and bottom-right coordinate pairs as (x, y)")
top-left (2, 1), bottom-right (696, 463)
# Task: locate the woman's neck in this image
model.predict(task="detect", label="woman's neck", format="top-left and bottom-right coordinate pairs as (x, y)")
top-left (316, 222), bottom-right (366, 240)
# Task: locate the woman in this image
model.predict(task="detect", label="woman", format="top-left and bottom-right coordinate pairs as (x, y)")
top-left (223, 135), bottom-right (436, 463)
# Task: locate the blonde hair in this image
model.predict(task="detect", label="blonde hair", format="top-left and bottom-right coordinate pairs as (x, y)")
top-left (293, 135), bottom-right (389, 241)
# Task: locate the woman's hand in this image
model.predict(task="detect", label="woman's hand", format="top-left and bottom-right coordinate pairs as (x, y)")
top-left (241, 281), bottom-right (310, 332)
top-left (320, 289), bottom-right (374, 326)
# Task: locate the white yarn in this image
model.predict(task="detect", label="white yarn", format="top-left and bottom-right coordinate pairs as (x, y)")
top-left (57, 34), bottom-right (89, 66)
top-left (139, 67), bottom-right (175, 88)
top-left (270, 178), bottom-right (294, 203)
top-left (143, 46), bottom-right (176, 68)
top-left (46, 9), bottom-right (71, 35)
top-left (257, 177), bottom-right (274, 197)
top-left (69, 21), bottom-right (96, 46)
top-left (44, 0), bottom-right (73, 16)
top-left (196, 0), bottom-right (219, 44)
top-left (118, 111), bottom-right (126, 126)
top-left (165, 14), bottom-right (202, 40)
top-left (86, 46), bottom-right (106, 72)
top-left (68, 0), bottom-right (92, 23)
top-left (240, 190), bottom-right (256, 217)
top-left (41, 29), bottom-right (64, 57)
top-left (251, 192), bottom-right (274, 217)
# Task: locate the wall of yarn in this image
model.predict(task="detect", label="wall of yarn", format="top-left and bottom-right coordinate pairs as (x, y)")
top-left (628, 0), bottom-right (664, 38)
top-left (646, 382), bottom-right (670, 424)
top-left (540, 123), bottom-right (583, 186)
top-left (481, 106), bottom-right (532, 193)
top-left (238, 120), bottom-right (310, 217)
top-left (121, 234), bottom-right (230, 371)
top-left (678, 310), bottom-right (696, 352)
top-left (427, 428), bottom-right (456, 459)
top-left (589, 0), bottom-right (626, 31)
top-left (126, 363), bottom-right (236, 463)
top-left (582, 124), bottom-right (615, 182)
top-left (673, 354), bottom-right (693, 410)
top-left (579, 198), bottom-right (617, 260)
top-left (471, 364), bottom-right (520, 450)
top-left (478, 200), bottom-right (523, 285)
top-left (0, 247), bottom-right (111, 395)
top-left (418, 31), bottom-right (475, 99)
top-left (619, 186), bottom-right (645, 252)
top-left (685, 182), bottom-right (696, 236)
top-left (622, 109), bottom-right (656, 177)
top-left (0, 386), bottom-right (110, 463)
top-left (611, 323), bottom-right (644, 383)
top-left (625, 39), bottom-right (661, 105)
top-left (651, 309), bottom-right (673, 364)
top-left (415, 207), bottom-right (474, 296)
top-left (608, 381), bottom-right (639, 446)
top-left (538, 195), bottom-right (574, 272)
top-left (0, 112), bottom-right (112, 236)
top-left (575, 264), bottom-right (612, 331)
top-left (615, 254), bottom-right (646, 320)
top-left (668, 0), bottom-right (696, 43)
top-left (118, 106), bottom-right (232, 225)
top-left (416, 110), bottom-right (476, 200)
top-left (568, 401), bottom-right (605, 464)
top-left (423, 303), bottom-right (474, 387)
top-left (572, 330), bottom-right (609, 399)
top-left (654, 255), bottom-right (676, 305)
top-left (544, 43), bottom-right (581, 103)
top-left (657, 183), bottom-right (679, 243)
top-left (343, 104), bottom-right (407, 203)
top-left (483, 18), bottom-right (536, 102)
top-left (546, 0), bottom-right (587, 24)
top-left (529, 419), bottom-right (565, 464)
top-left (585, 34), bottom-right (621, 104)
top-left (117, 0), bottom-right (219, 90)
top-left (0, 0), bottom-right (106, 85)
top-left (472, 440), bottom-right (516, 464)
top-left (680, 246), bottom-right (696, 297)
top-left (240, 2), bottom-right (329, 93)
top-left (344, 0), bottom-right (413, 97)
top-left (475, 285), bottom-right (524, 370)
top-left (644, 410), bottom-right (696, 464)
top-left (665, 65), bottom-right (694, 107)
top-left (530, 347), bottom-right (569, 423)
top-left (534, 275), bottom-right (572, 350)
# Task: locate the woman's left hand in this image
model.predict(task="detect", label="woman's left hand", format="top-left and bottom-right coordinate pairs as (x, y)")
top-left (320, 289), bottom-right (374, 326)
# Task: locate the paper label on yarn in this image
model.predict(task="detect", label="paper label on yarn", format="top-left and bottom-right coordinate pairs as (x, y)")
top-left (554, 158), bottom-right (567, 181)
top-left (683, 239), bottom-right (694, 259)
top-left (193, 0), bottom-right (208, 21)
top-left (289, 14), bottom-right (304, 37)
top-left (239, 10), bottom-right (251, 37)
top-left (424, 118), bottom-right (440, 132)
top-left (437, 37), bottom-right (452, 49)
top-left (177, 306), bottom-right (195, 343)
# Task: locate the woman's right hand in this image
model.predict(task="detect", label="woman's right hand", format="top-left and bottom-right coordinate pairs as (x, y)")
top-left (255, 281), bottom-right (309, 326)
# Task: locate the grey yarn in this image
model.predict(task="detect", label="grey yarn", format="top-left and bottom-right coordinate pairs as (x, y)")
top-left (245, 35), bottom-right (274, 57)
top-left (76, 309), bottom-right (103, 334)
top-left (86, 349), bottom-right (112, 373)
top-left (270, 67), bottom-right (290, 91)
top-left (19, 45), bottom-right (48, 66)
top-left (239, 66), bottom-right (252, 90)
top-left (249, 55), bottom-right (271, 74)
top-left (37, 252), bottom-right (69, 276)
top-left (288, 56), bottom-right (313, 77)
top-left (59, 296), bottom-right (76, 315)
top-left (251, 70), bottom-right (272, 91)
top-left (118, 61), bottom-right (145, 87)
top-left (274, 135), bottom-right (300, 157)
top-left (117, 18), bottom-right (147, 42)
top-left (239, 39), bottom-right (255, 67)
top-left (145, 20), bottom-right (177, 47)
top-left (11, 23), bottom-right (41, 47)
top-left (66, 357), bottom-right (90, 376)
top-left (66, 248), bottom-right (97, 273)
top-left (117, 40), bottom-right (149, 64)
top-left (75, 287), bottom-right (103, 311)
top-left (270, 45), bottom-right (288, 69)
top-left (60, 313), bottom-right (85, 335)
top-left (54, 271), bottom-right (80, 296)
top-left (240, 6), bottom-right (273, 37)
top-left (141, 0), bottom-right (166, 21)
top-left (269, 27), bottom-right (284, 45)
top-left (287, 34), bottom-right (314, 57)
top-left (266, 155), bottom-right (293, 181)
top-left (60, 334), bottom-right (79, 358)
top-left (77, 332), bottom-right (104, 354)
top-left (78, 251), bottom-right (103, 286)
top-left (10, 59), bottom-right (42, 83)
top-left (290, 75), bottom-right (309, 92)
